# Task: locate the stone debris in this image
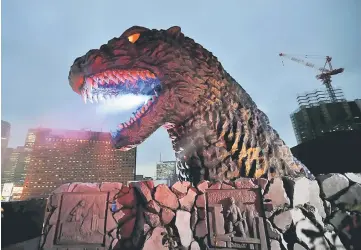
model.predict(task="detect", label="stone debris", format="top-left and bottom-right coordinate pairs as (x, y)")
top-left (142, 227), bottom-right (169, 250)
top-left (345, 172), bottom-right (361, 184)
top-left (189, 240), bottom-right (201, 250)
top-left (147, 200), bottom-right (161, 214)
top-left (270, 240), bottom-right (282, 250)
top-left (264, 177), bottom-right (290, 207)
top-left (273, 210), bottom-right (293, 233)
top-left (175, 210), bottom-right (192, 248)
top-left (160, 208), bottom-right (174, 225)
top-left (317, 173), bottom-right (349, 199)
top-left (335, 183), bottom-right (361, 206)
top-left (145, 211), bottom-right (161, 228)
top-left (117, 187), bottom-right (137, 208)
top-left (154, 184), bottom-right (179, 210)
top-left (196, 180), bottom-right (209, 193)
top-left (131, 181), bottom-right (153, 203)
top-left (41, 173), bottom-right (360, 250)
top-left (171, 181), bottom-right (191, 198)
top-left (179, 187), bottom-right (197, 211)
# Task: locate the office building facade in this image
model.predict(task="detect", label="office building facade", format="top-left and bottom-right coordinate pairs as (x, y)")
top-left (156, 160), bottom-right (177, 185)
top-left (21, 128), bottom-right (136, 199)
top-left (290, 89), bottom-right (361, 144)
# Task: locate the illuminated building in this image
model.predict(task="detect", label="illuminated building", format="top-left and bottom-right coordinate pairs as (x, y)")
top-left (156, 160), bottom-right (177, 185)
top-left (21, 128), bottom-right (136, 199)
top-left (290, 89), bottom-right (361, 144)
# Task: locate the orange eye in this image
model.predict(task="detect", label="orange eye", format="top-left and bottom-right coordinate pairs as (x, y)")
top-left (128, 33), bottom-right (140, 43)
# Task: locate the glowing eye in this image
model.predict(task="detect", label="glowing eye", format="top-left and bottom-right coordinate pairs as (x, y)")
top-left (128, 33), bottom-right (140, 43)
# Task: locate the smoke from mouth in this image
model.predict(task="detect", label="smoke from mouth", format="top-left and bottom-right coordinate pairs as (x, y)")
top-left (96, 94), bottom-right (151, 115)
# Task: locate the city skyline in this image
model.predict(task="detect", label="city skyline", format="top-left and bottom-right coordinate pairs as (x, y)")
top-left (2, 1), bottom-right (361, 178)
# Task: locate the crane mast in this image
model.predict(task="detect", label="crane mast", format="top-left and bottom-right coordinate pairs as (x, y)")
top-left (279, 53), bottom-right (344, 103)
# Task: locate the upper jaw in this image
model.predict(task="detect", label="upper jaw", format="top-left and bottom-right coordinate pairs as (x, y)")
top-left (80, 68), bottom-right (161, 104)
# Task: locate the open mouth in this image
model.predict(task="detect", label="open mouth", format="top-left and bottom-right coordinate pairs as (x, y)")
top-left (80, 68), bottom-right (162, 131)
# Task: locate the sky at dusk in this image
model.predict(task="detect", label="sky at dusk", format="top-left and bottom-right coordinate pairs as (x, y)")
top-left (2, 0), bottom-right (361, 177)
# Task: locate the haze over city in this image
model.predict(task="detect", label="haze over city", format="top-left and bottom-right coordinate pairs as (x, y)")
top-left (2, 0), bottom-right (361, 177)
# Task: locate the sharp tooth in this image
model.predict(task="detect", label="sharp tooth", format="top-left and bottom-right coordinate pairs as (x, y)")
top-left (88, 93), bottom-right (93, 103)
top-left (81, 90), bottom-right (87, 104)
top-left (154, 90), bottom-right (158, 97)
top-left (98, 94), bottom-right (104, 102)
top-left (86, 78), bottom-right (95, 88)
top-left (93, 95), bottom-right (98, 103)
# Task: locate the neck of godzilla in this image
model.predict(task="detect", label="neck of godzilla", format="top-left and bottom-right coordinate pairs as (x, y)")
top-left (165, 73), bottom-right (309, 185)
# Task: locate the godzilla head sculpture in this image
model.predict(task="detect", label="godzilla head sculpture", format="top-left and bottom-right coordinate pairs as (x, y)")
top-left (69, 26), bottom-right (314, 184)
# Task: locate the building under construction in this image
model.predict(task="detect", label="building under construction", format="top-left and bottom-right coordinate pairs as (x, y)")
top-left (290, 89), bottom-right (361, 144)
top-left (280, 53), bottom-right (361, 144)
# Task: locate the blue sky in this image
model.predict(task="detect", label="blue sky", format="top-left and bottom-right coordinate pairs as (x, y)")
top-left (2, 0), bottom-right (361, 177)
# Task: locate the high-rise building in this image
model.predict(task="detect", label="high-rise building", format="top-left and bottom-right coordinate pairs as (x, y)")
top-left (156, 161), bottom-right (177, 185)
top-left (21, 128), bottom-right (136, 199)
top-left (1, 120), bottom-right (11, 165)
top-left (1, 148), bottom-right (15, 186)
top-left (290, 89), bottom-right (361, 144)
top-left (1, 147), bottom-right (26, 185)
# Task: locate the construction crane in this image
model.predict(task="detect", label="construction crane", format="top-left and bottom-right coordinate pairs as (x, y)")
top-left (279, 53), bottom-right (344, 103)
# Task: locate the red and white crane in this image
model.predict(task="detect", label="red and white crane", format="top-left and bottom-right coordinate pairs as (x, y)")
top-left (279, 53), bottom-right (344, 102)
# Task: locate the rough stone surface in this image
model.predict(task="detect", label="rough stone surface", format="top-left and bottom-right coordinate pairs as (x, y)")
top-left (189, 240), bottom-right (201, 250)
top-left (264, 178), bottom-right (290, 207)
top-left (154, 184), bottom-right (179, 210)
top-left (179, 187), bottom-right (197, 211)
top-left (175, 210), bottom-right (192, 248)
top-left (52, 183), bottom-right (70, 193)
top-left (195, 219), bottom-right (207, 238)
top-left (318, 173), bottom-right (349, 199)
top-left (196, 180), bottom-right (209, 193)
top-left (161, 208), bottom-right (175, 225)
top-left (266, 220), bottom-right (281, 240)
top-left (285, 177), bottom-right (326, 218)
top-left (273, 210), bottom-right (292, 233)
top-left (235, 177), bottom-right (257, 189)
top-left (117, 187), bottom-right (137, 208)
top-left (72, 183), bottom-right (100, 192)
top-left (119, 217), bottom-right (136, 238)
top-left (270, 240), bottom-right (282, 250)
top-left (293, 243), bottom-right (307, 250)
top-left (132, 181), bottom-right (153, 203)
top-left (171, 181), bottom-right (190, 198)
top-left (142, 227), bottom-right (168, 250)
top-left (147, 200), bottom-right (161, 214)
top-left (145, 211), bottom-right (161, 228)
top-left (41, 174), bottom-right (361, 250)
top-left (208, 182), bottom-right (221, 189)
top-left (195, 194), bottom-right (206, 208)
top-left (329, 210), bottom-right (349, 230)
top-left (100, 182), bottom-right (122, 192)
top-left (335, 183), bottom-right (361, 205)
top-left (345, 172), bottom-right (361, 184)
top-left (190, 208), bottom-right (198, 231)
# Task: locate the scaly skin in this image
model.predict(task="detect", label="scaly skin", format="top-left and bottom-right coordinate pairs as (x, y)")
top-left (68, 26), bottom-right (314, 184)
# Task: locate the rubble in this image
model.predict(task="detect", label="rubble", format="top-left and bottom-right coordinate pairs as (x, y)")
top-left (41, 173), bottom-right (361, 250)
